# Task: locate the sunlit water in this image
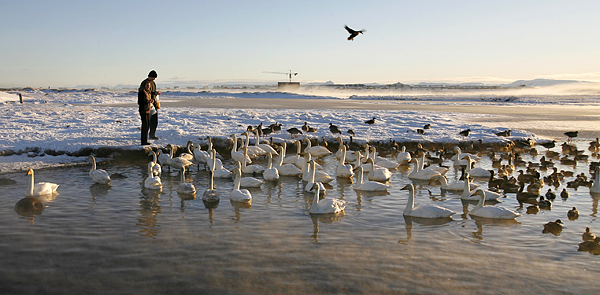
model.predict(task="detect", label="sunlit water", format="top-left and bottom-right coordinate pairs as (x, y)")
top-left (1, 141), bottom-right (599, 294)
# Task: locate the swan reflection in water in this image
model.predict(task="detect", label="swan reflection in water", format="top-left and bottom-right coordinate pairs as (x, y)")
top-left (470, 217), bottom-right (520, 241)
top-left (230, 199), bottom-right (252, 222)
top-left (138, 189), bottom-right (162, 238)
top-left (398, 215), bottom-right (453, 244)
top-left (310, 212), bottom-right (345, 243)
top-left (14, 197), bottom-right (45, 224)
top-left (354, 190), bottom-right (390, 211)
top-left (90, 183), bottom-right (111, 203)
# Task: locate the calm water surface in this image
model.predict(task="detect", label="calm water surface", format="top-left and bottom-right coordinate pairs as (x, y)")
top-left (1, 141), bottom-right (599, 294)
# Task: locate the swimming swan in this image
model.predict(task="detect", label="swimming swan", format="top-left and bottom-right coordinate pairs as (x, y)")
top-left (336, 145), bottom-right (354, 179)
top-left (591, 166), bottom-right (600, 194)
top-left (353, 166), bottom-right (390, 192)
top-left (461, 173), bottom-right (500, 201)
top-left (429, 174), bottom-right (478, 192)
top-left (470, 189), bottom-right (519, 219)
top-left (202, 170), bottom-right (220, 204)
top-left (26, 169), bottom-right (59, 197)
top-left (402, 184), bottom-right (455, 218)
top-left (309, 182), bottom-right (348, 214)
top-left (366, 158), bottom-right (393, 182)
top-left (305, 160), bottom-right (326, 193)
top-left (263, 152), bottom-right (280, 181)
top-left (88, 155), bottom-right (111, 184)
top-left (177, 166), bottom-right (196, 194)
top-left (144, 162), bottom-right (162, 190)
top-left (275, 145), bottom-right (303, 177)
top-left (231, 168), bottom-right (252, 204)
top-left (303, 137), bottom-right (331, 158)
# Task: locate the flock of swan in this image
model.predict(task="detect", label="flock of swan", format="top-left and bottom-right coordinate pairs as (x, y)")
top-left (17, 130), bottom-right (600, 249)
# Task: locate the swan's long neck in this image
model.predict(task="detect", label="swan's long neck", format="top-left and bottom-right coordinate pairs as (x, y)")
top-left (233, 169), bottom-right (241, 190)
top-left (356, 167), bottom-right (364, 185)
top-left (90, 156), bottom-right (97, 172)
top-left (296, 141), bottom-right (301, 155)
top-left (339, 146), bottom-right (346, 165)
top-left (187, 142), bottom-right (193, 154)
top-left (404, 185), bottom-right (414, 215)
top-left (212, 149), bottom-right (217, 170)
top-left (439, 176), bottom-right (448, 189)
top-left (277, 146), bottom-right (284, 167)
top-left (181, 167), bottom-right (186, 182)
top-left (28, 170), bottom-right (34, 196)
top-left (474, 190), bottom-right (485, 210)
top-left (169, 145), bottom-right (174, 159)
top-left (208, 171), bottom-right (214, 190)
top-left (232, 135), bottom-right (238, 152)
top-left (463, 174), bottom-right (471, 197)
top-left (310, 184), bottom-right (320, 212)
top-left (310, 161), bottom-right (316, 183)
top-left (152, 151), bottom-right (158, 164)
top-left (305, 139), bottom-right (312, 150)
top-left (254, 130), bottom-right (260, 146)
top-left (267, 153), bottom-right (273, 169)
top-left (303, 157), bottom-right (311, 179)
top-left (148, 162), bottom-right (154, 176)
top-left (241, 148), bottom-right (248, 168)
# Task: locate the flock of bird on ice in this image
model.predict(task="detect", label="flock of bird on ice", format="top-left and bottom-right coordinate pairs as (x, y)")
top-left (15, 110), bottom-right (600, 254)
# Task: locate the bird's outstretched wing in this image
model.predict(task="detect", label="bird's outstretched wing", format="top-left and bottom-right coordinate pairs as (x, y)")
top-left (344, 25), bottom-right (356, 34)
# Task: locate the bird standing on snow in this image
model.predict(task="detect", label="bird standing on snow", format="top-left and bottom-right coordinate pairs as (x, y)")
top-left (459, 129), bottom-right (471, 137)
top-left (564, 131), bottom-right (578, 142)
top-left (364, 117), bottom-right (376, 126)
top-left (345, 25), bottom-right (365, 41)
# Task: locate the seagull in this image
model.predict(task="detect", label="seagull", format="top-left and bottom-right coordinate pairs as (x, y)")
top-left (564, 131), bottom-right (578, 142)
top-left (345, 25), bottom-right (365, 41)
top-left (459, 129), bottom-right (471, 137)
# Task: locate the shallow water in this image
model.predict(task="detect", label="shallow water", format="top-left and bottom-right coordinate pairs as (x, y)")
top-left (1, 141), bottom-right (599, 294)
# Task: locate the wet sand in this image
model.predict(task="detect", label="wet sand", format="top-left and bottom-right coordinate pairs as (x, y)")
top-left (109, 97), bottom-right (600, 139)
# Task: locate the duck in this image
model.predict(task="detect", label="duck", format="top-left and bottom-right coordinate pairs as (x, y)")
top-left (545, 188), bottom-right (556, 200)
top-left (144, 161), bottom-right (162, 190)
top-left (367, 158), bottom-right (393, 182)
top-left (578, 237), bottom-right (600, 253)
top-left (303, 137), bottom-right (331, 158)
top-left (336, 145), bottom-right (355, 179)
top-left (560, 188), bottom-right (570, 199)
top-left (230, 168), bottom-right (252, 204)
top-left (401, 184), bottom-right (455, 218)
top-left (582, 227), bottom-right (596, 241)
top-left (537, 196), bottom-right (552, 209)
top-left (202, 170), bottom-right (220, 204)
top-left (25, 168), bottom-right (59, 197)
top-left (176, 166), bottom-right (196, 195)
top-left (308, 182), bottom-right (348, 214)
top-left (352, 166), bottom-right (390, 192)
top-left (429, 174), bottom-right (478, 192)
top-left (567, 207), bottom-right (580, 220)
top-left (396, 145), bottom-right (412, 165)
top-left (469, 189), bottom-right (520, 219)
top-left (88, 155), bottom-right (111, 184)
top-left (230, 134), bottom-right (252, 165)
top-left (240, 147), bottom-right (265, 174)
top-left (263, 152), bottom-right (280, 181)
top-left (542, 219), bottom-right (563, 235)
top-left (274, 145), bottom-right (303, 177)
top-left (305, 160), bottom-right (326, 194)
top-left (591, 166), bottom-right (600, 194)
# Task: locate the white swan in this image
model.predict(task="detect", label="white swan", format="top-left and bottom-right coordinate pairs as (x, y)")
top-left (591, 166), bottom-right (600, 194)
top-left (461, 173), bottom-right (500, 201)
top-left (402, 183), bottom-right (455, 218)
top-left (166, 144), bottom-right (193, 171)
top-left (353, 166), bottom-right (390, 191)
top-left (88, 155), bottom-right (111, 184)
top-left (235, 162), bottom-right (264, 188)
top-left (335, 136), bottom-right (358, 163)
top-left (192, 142), bottom-right (211, 164)
top-left (230, 134), bottom-right (252, 164)
top-left (157, 149), bottom-right (171, 169)
top-left (429, 174), bottom-right (478, 192)
top-left (253, 129), bottom-right (278, 156)
top-left (336, 145), bottom-right (354, 179)
top-left (302, 153), bottom-right (333, 183)
top-left (26, 169), bottom-right (59, 197)
top-left (202, 170), bottom-right (220, 204)
top-left (408, 157), bottom-right (442, 181)
top-left (304, 138), bottom-right (331, 158)
top-left (241, 131), bottom-right (264, 159)
top-left (367, 158), bottom-right (393, 182)
top-left (144, 162), bottom-right (162, 190)
top-left (207, 148), bottom-right (224, 171)
top-left (263, 152), bottom-right (280, 181)
top-left (470, 189), bottom-right (520, 219)
top-left (240, 147), bottom-right (265, 174)
top-left (396, 145), bottom-right (412, 165)
top-left (309, 182), bottom-right (348, 214)
top-left (305, 160), bottom-right (326, 193)
top-left (148, 150), bottom-right (162, 177)
top-left (464, 155), bottom-right (491, 178)
top-left (178, 141), bottom-right (194, 162)
top-left (231, 168), bottom-right (252, 204)
top-left (177, 166), bottom-right (196, 194)
top-left (370, 146), bottom-right (399, 169)
top-left (275, 145), bottom-right (303, 177)
top-left (211, 149), bottom-right (233, 179)
top-left (451, 146), bottom-right (480, 161)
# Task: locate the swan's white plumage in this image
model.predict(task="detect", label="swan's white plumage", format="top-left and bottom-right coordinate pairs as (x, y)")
top-left (309, 182), bottom-right (348, 214)
top-left (353, 166), bottom-right (390, 191)
top-left (402, 184), bottom-right (455, 218)
top-left (231, 168), bottom-right (252, 203)
top-left (88, 155), bottom-right (111, 184)
top-left (275, 145), bottom-right (303, 177)
top-left (591, 166), bottom-right (600, 194)
top-left (144, 162), bottom-right (162, 190)
top-left (408, 157), bottom-right (442, 180)
top-left (202, 170), bottom-right (220, 203)
top-left (461, 173), bottom-right (500, 201)
top-left (469, 189), bottom-right (519, 219)
top-left (430, 175), bottom-right (478, 192)
top-left (396, 146), bottom-right (412, 165)
top-left (336, 145), bottom-right (354, 179)
top-left (177, 166), bottom-right (196, 194)
top-left (230, 134), bottom-right (251, 164)
top-left (26, 169), bottom-right (59, 197)
top-left (366, 158), bottom-right (393, 182)
top-left (240, 147), bottom-right (265, 174)
top-left (303, 138), bottom-right (331, 158)
top-left (263, 153), bottom-right (280, 181)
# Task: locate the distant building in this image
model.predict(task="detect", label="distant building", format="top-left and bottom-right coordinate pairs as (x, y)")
top-left (278, 82), bottom-right (300, 90)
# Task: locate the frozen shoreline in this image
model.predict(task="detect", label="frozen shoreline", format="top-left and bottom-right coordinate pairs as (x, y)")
top-left (1, 89), bottom-right (599, 174)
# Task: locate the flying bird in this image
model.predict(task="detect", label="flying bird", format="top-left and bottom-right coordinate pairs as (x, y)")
top-left (345, 25), bottom-right (365, 41)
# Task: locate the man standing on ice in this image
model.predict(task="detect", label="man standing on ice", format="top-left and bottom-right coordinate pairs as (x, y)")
top-left (138, 70), bottom-right (161, 145)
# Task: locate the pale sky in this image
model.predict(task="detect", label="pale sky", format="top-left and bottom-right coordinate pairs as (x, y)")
top-left (1, 0), bottom-right (599, 88)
